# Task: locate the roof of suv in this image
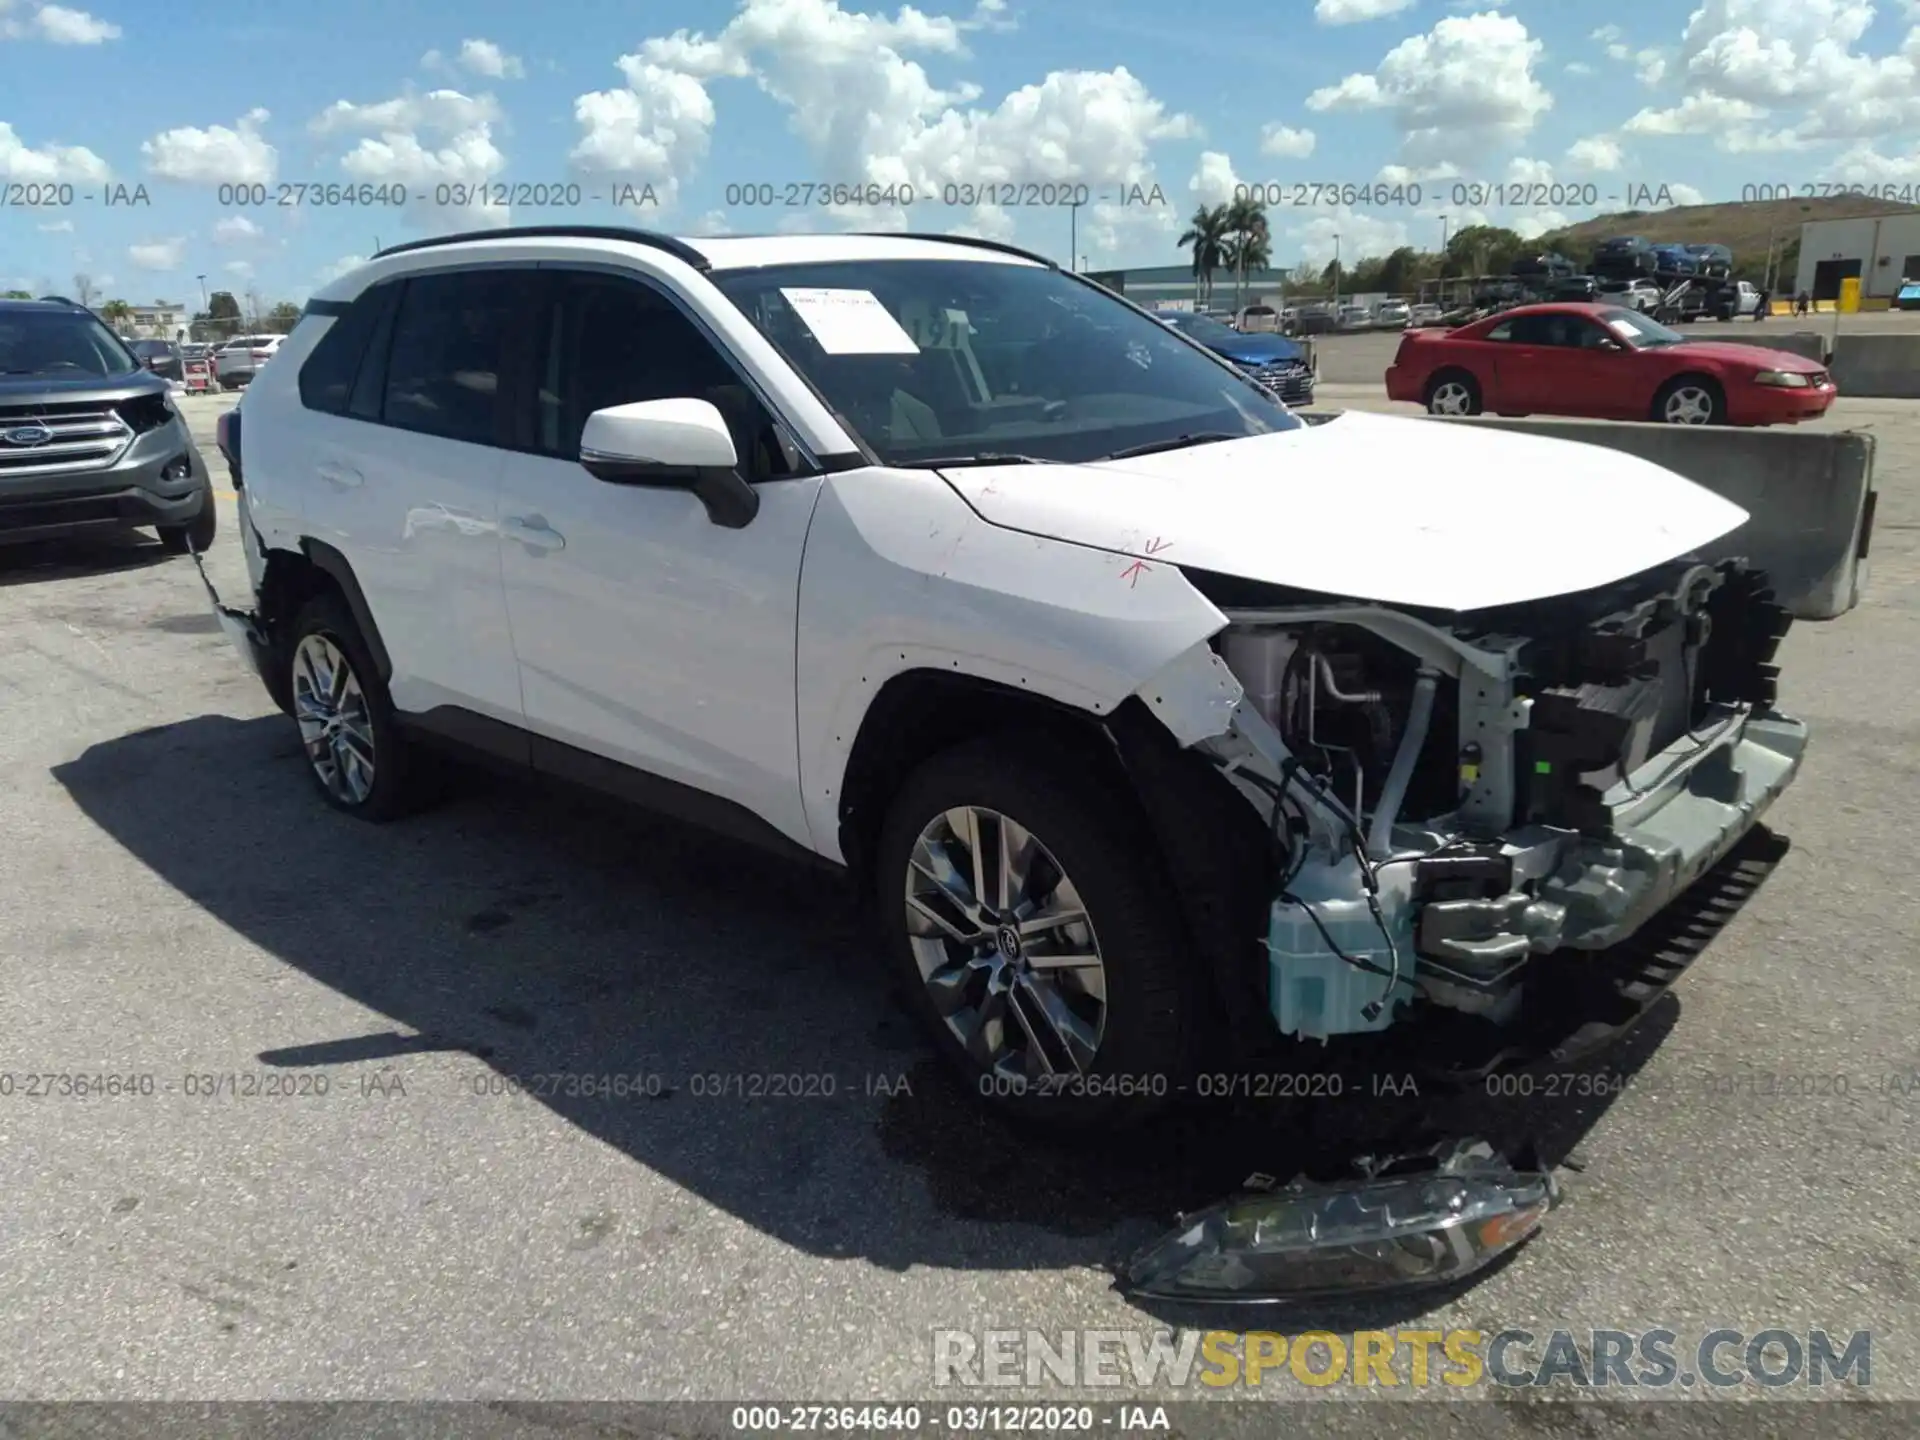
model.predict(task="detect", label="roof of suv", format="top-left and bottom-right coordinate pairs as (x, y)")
top-left (318, 226), bottom-right (1052, 304)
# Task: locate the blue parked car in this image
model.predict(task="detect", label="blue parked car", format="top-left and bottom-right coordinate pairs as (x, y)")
top-left (1652, 244), bottom-right (1697, 276)
top-left (1157, 309), bottom-right (1315, 404)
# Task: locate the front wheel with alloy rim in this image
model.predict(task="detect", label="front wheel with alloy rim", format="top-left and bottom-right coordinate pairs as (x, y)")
top-left (1425, 371), bottom-right (1481, 416)
top-left (285, 593), bottom-right (426, 820)
top-left (875, 740), bottom-right (1200, 1127)
top-left (1654, 376), bottom-right (1725, 424)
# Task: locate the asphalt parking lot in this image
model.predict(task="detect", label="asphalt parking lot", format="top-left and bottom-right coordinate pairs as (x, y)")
top-left (2, 388), bottom-right (1916, 1430)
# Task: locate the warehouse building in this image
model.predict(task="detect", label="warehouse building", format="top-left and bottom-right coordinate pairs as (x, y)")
top-left (1084, 263), bottom-right (1297, 313)
top-left (1793, 212), bottom-right (1920, 301)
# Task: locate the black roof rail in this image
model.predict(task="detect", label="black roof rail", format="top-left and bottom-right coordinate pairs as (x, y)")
top-left (37, 295), bottom-right (78, 306)
top-left (370, 225), bottom-right (712, 271)
top-left (850, 232), bottom-right (1059, 268)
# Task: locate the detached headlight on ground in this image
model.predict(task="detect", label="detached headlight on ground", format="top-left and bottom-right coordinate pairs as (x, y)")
top-left (1122, 1139), bottom-right (1561, 1303)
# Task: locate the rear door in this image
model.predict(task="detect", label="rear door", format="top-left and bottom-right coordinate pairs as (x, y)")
top-left (295, 268), bottom-right (532, 723)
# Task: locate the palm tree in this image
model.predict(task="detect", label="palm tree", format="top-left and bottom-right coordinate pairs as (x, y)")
top-left (1223, 194), bottom-right (1271, 311)
top-left (99, 298), bottom-right (134, 331)
top-left (1177, 205), bottom-right (1230, 309)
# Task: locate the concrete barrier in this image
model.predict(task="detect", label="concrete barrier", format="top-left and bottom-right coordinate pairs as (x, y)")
top-left (1714, 329), bottom-right (1829, 364)
top-left (1830, 334), bottom-right (1920, 399)
top-left (1297, 412), bottom-right (1876, 620)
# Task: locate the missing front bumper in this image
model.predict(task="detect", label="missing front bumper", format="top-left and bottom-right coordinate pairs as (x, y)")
top-left (1420, 709), bottom-right (1806, 974)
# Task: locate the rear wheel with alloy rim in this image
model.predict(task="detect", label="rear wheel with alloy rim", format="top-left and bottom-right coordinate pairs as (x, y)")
top-left (285, 593), bottom-right (425, 820)
top-left (875, 740), bottom-right (1199, 1126)
top-left (1425, 371), bottom-right (1481, 416)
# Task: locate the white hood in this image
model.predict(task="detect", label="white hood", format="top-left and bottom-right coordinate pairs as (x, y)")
top-left (938, 410), bottom-right (1749, 612)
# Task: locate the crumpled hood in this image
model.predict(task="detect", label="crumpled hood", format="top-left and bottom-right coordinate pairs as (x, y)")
top-left (938, 409), bottom-right (1750, 612)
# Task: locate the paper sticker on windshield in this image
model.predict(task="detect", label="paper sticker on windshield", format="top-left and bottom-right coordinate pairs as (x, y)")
top-left (1605, 316), bottom-right (1640, 339)
top-left (780, 288), bottom-right (920, 355)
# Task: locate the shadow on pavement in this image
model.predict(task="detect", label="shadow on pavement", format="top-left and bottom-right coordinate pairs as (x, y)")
top-left (0, 533), bottom-right (177, 588)
top-left (54, 712), bottom-right (1785, 1315)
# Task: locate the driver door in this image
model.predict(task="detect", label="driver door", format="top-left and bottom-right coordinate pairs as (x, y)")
top-left (492, 267), bottom-right (826, 850)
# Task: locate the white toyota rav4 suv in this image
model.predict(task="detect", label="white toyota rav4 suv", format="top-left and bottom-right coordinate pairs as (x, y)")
top-left (205, 226), bottom-right (1806, 1120)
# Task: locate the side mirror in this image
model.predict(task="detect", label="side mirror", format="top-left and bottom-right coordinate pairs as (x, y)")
top-left (579, 397), bottom-right (758, 529)
top-left (1596, 337), bottom-right (1625, 351)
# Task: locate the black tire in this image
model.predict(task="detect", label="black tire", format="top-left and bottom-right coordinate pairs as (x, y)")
top-left (1424, 368), bottom-right (1482, 416)
top-left (283, 592), bottom-right (427, 822)
top-left (874, 738), bottom-right (1203, 1128)
top-left (158, 491), bottom-right (217, 553)
top-left (1653, 375), bottom-right (1726, 425)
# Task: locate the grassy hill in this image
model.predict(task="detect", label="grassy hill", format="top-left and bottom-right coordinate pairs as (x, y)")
top-left (1538, 194), bottom-right (1920, 274)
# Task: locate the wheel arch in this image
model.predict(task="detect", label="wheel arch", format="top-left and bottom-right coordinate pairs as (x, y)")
top-left (836, 671), bottom-right (1279, 1062)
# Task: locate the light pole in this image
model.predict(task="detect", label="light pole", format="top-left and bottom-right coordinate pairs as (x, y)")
top-left (1067, 203), bottom-right (1082, 271)
top-left (196, 273), bottom-right (207, 310)
top-left (1332, 232), bottom-right (1341, 311)
top-left (1440, 214), bottom-right (1450, 253)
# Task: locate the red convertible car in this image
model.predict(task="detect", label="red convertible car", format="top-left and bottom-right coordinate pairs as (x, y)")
top-left (1385, 302), bottom-right (1836, 426)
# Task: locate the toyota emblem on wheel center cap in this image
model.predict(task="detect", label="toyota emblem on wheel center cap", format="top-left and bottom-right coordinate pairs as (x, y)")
top-left (4, 424), bottom-right (55, 447)
top-left (994, 925), bottom-right (1021, 960)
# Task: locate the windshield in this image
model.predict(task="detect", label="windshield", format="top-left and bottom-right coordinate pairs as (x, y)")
top-left (0, 308), bottom-right (140, 377)
top-left (1597, 307), bottom-right (1687, 347)
top-left (711, 259), bottom-right (1300, 466)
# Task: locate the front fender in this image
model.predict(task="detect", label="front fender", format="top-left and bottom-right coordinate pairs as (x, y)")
top-left (795, 469), bottom-right (1229, 863)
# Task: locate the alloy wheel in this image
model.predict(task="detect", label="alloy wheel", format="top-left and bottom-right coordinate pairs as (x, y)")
top-left (292, 633), bottom-right (377, 805)
top-left (1662, 386), bottom-right (1716, 424)
top-left (903, 805), bottom-right (1108, 1081)
top-left (1429, 381), bottom-right (1474, 415)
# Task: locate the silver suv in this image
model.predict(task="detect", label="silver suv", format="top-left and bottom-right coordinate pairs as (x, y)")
top-left (0, 298), bottom-right (216, 551)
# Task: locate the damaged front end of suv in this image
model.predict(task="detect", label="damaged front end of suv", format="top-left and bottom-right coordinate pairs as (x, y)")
top-left (1137, 556), bottom-right (1805, 1050)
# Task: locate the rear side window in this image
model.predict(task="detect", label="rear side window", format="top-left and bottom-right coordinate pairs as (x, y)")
top-left (298, 287), bottom-right (394, 415)
top-left (381, 270), bottom-right (527, 446)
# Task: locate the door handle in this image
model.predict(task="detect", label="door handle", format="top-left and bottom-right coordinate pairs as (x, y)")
top-left (503, 514), bottom-right (566, 553)
top-left (317, 461), bottom-right (363, 489)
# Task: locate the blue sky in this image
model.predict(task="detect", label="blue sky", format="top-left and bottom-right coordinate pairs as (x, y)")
top-left (4, 0), bottom-right (1918, 308)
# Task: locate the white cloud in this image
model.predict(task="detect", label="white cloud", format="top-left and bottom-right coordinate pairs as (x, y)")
top-left (570, 62), bottom-right (717, 209)
top-left (1621, 93), bottom-right (1763, 136)
top-left (1284, 206), bottom-right (1410, 267)
top-left (1189, 151), bottom-right (1242, 208)
top-left (38, 217), bottom-right (73, 232)
top-left (1590, 25), bottom-right (1624, 44)
top-left (0, 3), bottom-right (119, 43)
top-left (128, 237), bottom-right (187, 271)
top-left (0, 120), bottom-right (109, 181)
top-left (311, 89), bottom-right (500, 136)
top-left (688, 209), bottom-right (733, 235)
top-left (1662, 0), bottom-right (1920, 148)
top-left (1566, 61), bottom-right (1595, 76)
top-left (142, 109), bottom-right (276, 185)
top-left (457, 38), bottom-right (523, 79)
top-left (1825, 143), bottom-right (1920, 183)
top-left (312, 87), bottom-right (508, 230)
top-left (1667, 183), bottom-right (1706, 205)
top-left (581, 0), bottom-right (1195, 226)
top-left (1313, 0), bottom-right (1415, 23)
top-left (1564, 135), bottom-right (1624, 171)
top-left (1634, 48), bottom-right (1667, 85)
top-left (224, 260), bottom-right (254, 280)
top-left (1258, 123), bottom-right (1315, 158)
top-left (1306, 12), bottom-right (1552, 166)
top-left (1505, 156), bottom-right (1554, 185)
top-left (1514, 209), bottom-right (1572, 241)
top-left (212, 214), bottom-right (263, 244)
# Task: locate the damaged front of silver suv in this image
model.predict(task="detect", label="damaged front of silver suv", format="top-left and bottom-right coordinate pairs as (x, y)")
top-left (1142, 553), bottom-right (1806, 1049)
